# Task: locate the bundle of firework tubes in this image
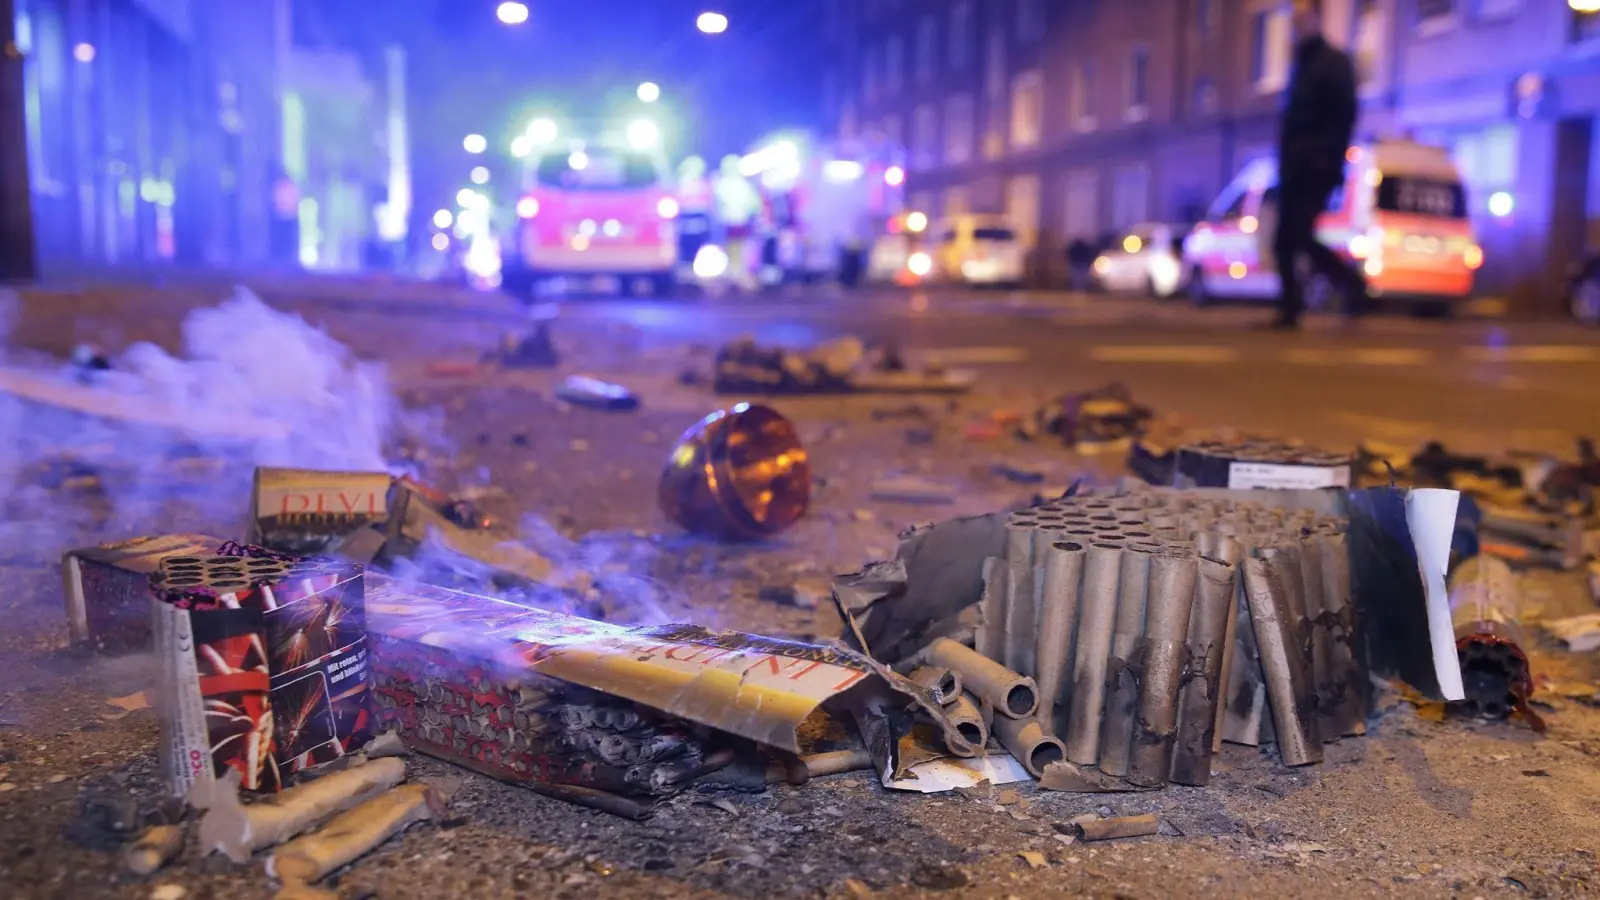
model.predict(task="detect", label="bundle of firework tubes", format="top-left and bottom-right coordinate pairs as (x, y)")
top-left (897, 485), bottom-right (1364, 790)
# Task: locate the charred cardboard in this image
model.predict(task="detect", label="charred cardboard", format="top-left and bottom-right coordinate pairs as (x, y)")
top-left (363, 574), bottom-right (923, 793)
top-left (154, 559), bottom-right (374, 798)
top-left (249, 468), bottom-right (392, 555)
top-left (62, 534), bottom-right (230, 653)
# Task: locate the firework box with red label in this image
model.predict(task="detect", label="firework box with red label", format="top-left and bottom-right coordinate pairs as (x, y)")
top-left (61, 534), bottom-right (230, 653)
top-left (249, 467), bottom-right (393, 555)
top-left (152, 550), bottom-right (375, 799)
top-left (363, 574), bottom-right (915, 797)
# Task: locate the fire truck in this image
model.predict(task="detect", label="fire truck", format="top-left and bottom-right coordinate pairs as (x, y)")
top-left (732, 132), bottom-right (908, 285)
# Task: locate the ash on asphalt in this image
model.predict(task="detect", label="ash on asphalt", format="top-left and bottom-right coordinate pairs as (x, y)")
top-left (2, 287), bottom-right (1599, 899)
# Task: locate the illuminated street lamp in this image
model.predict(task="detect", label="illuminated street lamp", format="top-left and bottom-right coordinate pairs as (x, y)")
top-left (527, 117), bottom-right (559, 145)
top-left (510, 135), bottom-right (533, 158)
top-left (496, 1), bottom-right (529, 25)
top-left (463, 133), bottom-right (487, 154)
top-left (1572, 0), bottom-right (1600, 12)
top-left (697, 11), bottom-right (728, 34)
top-left (627, 119), bottom-right (661, 150)
top-left (637, 81), bottom-right (661, 103)
top-left (470, 166), bottom-right (490, 185)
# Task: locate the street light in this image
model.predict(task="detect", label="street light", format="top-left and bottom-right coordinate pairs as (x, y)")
top-left (637, 81), bottom-right (661, 103)
top-left (627, 119), bottom-right (661, 150)
top-left (527, 117), bottom-right (558, 145)
top-left (432, 209), bottom-right (453, 229)
top-left (510, 135), bottom-right (533, 158)
top-left (496, 1), bottom-right (529, 25)
top-left (470, 166), bottom-right (490, 185)
top-left (697, 11), bottom-right (728, 33)
top-left (463, 133), bottom-right (487, 154)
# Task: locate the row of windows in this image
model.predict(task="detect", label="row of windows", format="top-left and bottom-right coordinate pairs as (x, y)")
top-left (858, 0), bottom-right (1048, 104)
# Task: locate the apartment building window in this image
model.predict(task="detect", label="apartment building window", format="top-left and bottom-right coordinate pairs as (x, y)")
top-left (1249, 7), bottom-right (1292, 93)
top-left (944, 94), bottom-right (974, 165)
top-left (1111, 165), bottom-right (1150, 230)
top-left (1415, 0), bottom-right (1456, 28)
top-left (942, 186), bottom-right (971, 218)
top-left (882, 113), bottom-right (904, 151)
top-left (1062, 170), bottom-right (1100, 240)
top-left (1126, 48), bottom-right (1150, 122)
top-left (985, 29), bottom-right (1006, 97)
top-left (885, 36), bottom-right (904, 96)
top-left (950, 1), bottom-right (973, 69)
top-left (1195, 0), bottom-right (1215, 37)
top-left (912, 103), bottom-right (938, 169)
top-left (1353, 0), bottom-right (1387, 92)
top-left (1017, 0), bottom-right (1045, 42)
top-left (1010, 70), bottom-right (1044, 150)
top-left (1069, 63), bottom-right (1096, 132)
top-left (1193, 76), bottom-right (1217, 115)
top-left (915, 15), bottom-right (937, 84)
top-left (863, 44), bottom-right (879, 103)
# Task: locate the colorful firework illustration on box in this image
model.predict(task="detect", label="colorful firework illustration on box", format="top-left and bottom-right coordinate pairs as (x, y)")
top-left (151, 545), bottom-right (374, 797)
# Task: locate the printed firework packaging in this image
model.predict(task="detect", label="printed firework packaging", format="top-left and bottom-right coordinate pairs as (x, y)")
top-left (62, 534), bottom-right (230, 653)
top-left (249, 467), bottom-right (392, 555)
top-left (152, 548), bottom-right (373, 798)
top-left (365, 574), bottom-right (897, 796)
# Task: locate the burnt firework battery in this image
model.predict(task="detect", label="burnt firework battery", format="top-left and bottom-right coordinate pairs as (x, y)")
top-left (1098, 543), bottom-right (1154, 777)
top-left (1169, 554), bottom-right (1237, 786)
top-left (1034, 540), bottom-right (1087, 737)
top-left (1063, 542), bottom-right (1124, 766)
top-left (1242, 546), bottom-right (1322, 766)
top-left (1315, 530), bottom-right (1365, 736)
top-left (1003, 516), bottom-right (1038, 673)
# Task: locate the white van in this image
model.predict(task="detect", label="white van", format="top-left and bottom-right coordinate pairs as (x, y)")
top-left (1183, 140), bottom-right (1482, 315)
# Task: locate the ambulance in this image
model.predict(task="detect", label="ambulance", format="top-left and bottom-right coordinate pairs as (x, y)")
top-left (1182, 140), bottom-right (1483, 315)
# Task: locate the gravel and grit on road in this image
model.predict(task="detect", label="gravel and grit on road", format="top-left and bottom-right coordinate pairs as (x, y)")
top-left (1, 283), bottom-right (1598, 899)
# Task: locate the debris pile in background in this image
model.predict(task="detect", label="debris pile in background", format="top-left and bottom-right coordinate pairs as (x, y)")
top-left (1359, 437), bottom-right (1600, 572)
top-left (711, 336), bottom-right (974, 395)
top-left (1026, 383), bottom-right (1153, 453)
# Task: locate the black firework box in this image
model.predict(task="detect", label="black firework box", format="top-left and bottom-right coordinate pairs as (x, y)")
top-left (151, 545), bottom-right (373, 798)
top-left (364, 573), bottom-right (906, 802)
top-left (248, 467), bottom-right (393, 555)
top-left (62, 534), bottom-right (230, 653)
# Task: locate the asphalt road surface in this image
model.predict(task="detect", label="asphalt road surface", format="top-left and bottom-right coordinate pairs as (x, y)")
top-left (1, 278), bottom-right (1598, 900)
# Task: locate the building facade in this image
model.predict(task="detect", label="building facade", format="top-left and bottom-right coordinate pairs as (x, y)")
top-left (826, 0), bottom-right (1600, 304)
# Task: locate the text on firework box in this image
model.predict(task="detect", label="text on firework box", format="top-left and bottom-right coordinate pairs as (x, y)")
top-left (364, 574), bottom-right (897, 789)
top-left (62, 534), bottom-right (230, 654)
top-left (248, 467), bottom-right (393, 555)
top-left (152, 551), bottom-right (374, 798)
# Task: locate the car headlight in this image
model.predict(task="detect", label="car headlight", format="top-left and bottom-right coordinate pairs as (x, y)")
top-left (907, 251), bottom-right (933, 276)
top-left (693, 245), bottom-right (730, 279)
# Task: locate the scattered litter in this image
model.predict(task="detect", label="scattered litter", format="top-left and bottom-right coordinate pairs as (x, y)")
top-left (1029, 383), bottom-right (1153, 449)
top-left (1017, 850), bottom-right (1049, 869)
top-left (125, 825), bottom-right (185, 875)
top-left (712, 336), bottom-right (973, 395)
top-left (46, 774), bottom-right (68, 784)
top-left (555, 375), bottom-right (640, 411)
top-left (266, 783), bottom-right (442, 889)
top-left (991, 462), bottom-right (1047, 485)
top-left (1448, 555), bottom-right (1540, 727)
top-left (362, 731), bottom-right (408, 759)
top-left (106, 692), bottom-right (152, 713)
top-left (489, 320), bottom-right (559, 369)
top-left (869, 476), bottom-right (956, 505)
top-left (1075, 813), bottom-right (1160, 842)
top-left (197, 759), bottom-right (408, 862)
top-left (1547, 613), bottom-right (1600, 652)
top-left (660, 404), bottom-right (810, 539)
top-left (707, 797), bottom-right (741, 816)
top-left (1522, 769), bottom-right (1551, 777)
top-left (149, 885), bottom-right (187, 900)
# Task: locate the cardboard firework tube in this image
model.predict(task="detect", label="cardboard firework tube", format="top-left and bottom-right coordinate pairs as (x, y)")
top-left (909, 666), bottom-right (962, 705)
top-left (1315, 531), bottom-right (1364, 736)
top-left (198, 757), bottom-right (408, 863)
top-left (923, 638), bottom-right (1039, 719)
top-left (1063, 543), bottom-right (1125, 765)
top-left (798, 749), bottom-right (875, 778)
top-left (1077, 813), bottom-right (1161, 842)
top-left (974, 557), bottom-right (1009, 662)
top-left (1098, 543), bottom-right (1154, 776)
top-left (1242, 548), bottom-right (1323, 766)
top-left (268, 783), bottom-right (441, 886)
top-left (124, 825), bottom-right (184, 875)
top-left (1295, 534), bottom-right (1339, 741)
top-left (1004, 520), bottom-right (1038, 673)
top-left (992, 715), bottom-right (1066, 779)
top-left (944, 692), bottom-right (990, 754)
top-left (1127, 550), bottom-right (1198, 787)
top-left (1199, 535), bottom-right (1246, 754)
top-left (1170, 555), bottom-right (1238, 786)
top-left (1034, 540), bottom-right (1087, 736)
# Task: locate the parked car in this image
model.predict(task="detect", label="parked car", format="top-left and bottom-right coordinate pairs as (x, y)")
top-left (930, 214), bottom-right (1026, 288)
top-left (1182, 140), bottom-right (1482, 316)
top-left (1091, 223), bottom-right (1186, 297)
top-left (1567, 255), bottom-right (1600, 326)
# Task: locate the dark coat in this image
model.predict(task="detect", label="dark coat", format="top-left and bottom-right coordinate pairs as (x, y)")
top-left (1277, 35), bottom-right (1358, 190)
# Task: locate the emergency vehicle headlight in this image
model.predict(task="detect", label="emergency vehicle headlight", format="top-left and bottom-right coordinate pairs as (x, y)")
top-left (657, 197), bottom-right (680, 219)
top-left (823, 160), bottom-right (864, 182)
top-left (1348, 234), bottom-right (1373, 259)
top-left (907, 251), bottom-right (933, 277)
top-left (905, 211), bottom-right (928, 233)
top-left (1093, 256), bottom-right (1111, 275)
top-left (693, 244), bottom-right (729, 278)
top-left (1463, 244), bottom-right (1484, 270)
top-left (516, 197), bottom-right (540, 219)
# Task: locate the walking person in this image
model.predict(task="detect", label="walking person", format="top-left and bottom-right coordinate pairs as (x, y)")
top-left (1270, 0), bottom-right (1367, 329)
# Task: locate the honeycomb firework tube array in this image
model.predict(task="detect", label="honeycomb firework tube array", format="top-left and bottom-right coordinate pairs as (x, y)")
top-left (971, 486), bottom-right (1362, 781)
top-left (150, 546), bottom-right (373, 798)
